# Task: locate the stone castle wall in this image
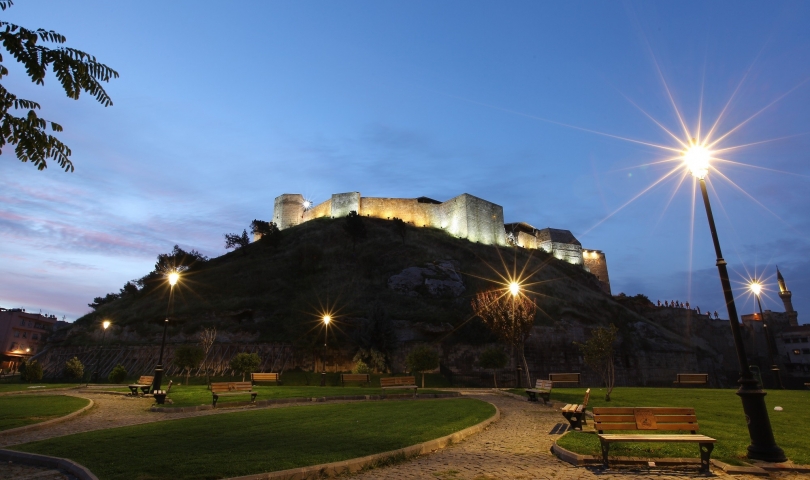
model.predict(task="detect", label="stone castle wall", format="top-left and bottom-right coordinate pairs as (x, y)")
top-left (359, 197), bottom-right (435, 226)
top-left (273, 194), bottom-right (305, 230)
top-left (583, 250), bottom-right (611, 294)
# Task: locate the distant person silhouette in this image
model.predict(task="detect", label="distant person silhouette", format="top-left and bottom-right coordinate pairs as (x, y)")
top-left (714, 311), bottom-right (719, 319)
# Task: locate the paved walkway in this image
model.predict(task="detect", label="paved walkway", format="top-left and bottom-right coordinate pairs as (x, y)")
top-left (1, 390), bottom-right (808, 480)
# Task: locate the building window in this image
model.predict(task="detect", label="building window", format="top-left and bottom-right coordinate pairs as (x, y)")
top-left (802, 338), bottom-right (809, 343)
top-left (803, 349), bottom-right (810, 355)
top-left (20, 319), bottom-right (25, 326)
top-left (21, 332), bottom-right (26, 338)
top-left (783, 338), bottom-right (792, 343)
top-left (32, 334), bottom-right (39, 340)
top-left (14, 331), bottom-right (20, 338)
top-left (9, 342), bottom-right (17, 350)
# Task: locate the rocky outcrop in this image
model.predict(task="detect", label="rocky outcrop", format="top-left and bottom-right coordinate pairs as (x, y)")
top-left (388, 261), bottom-right (465, 298)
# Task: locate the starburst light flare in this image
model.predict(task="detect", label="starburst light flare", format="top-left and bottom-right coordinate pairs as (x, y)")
top-left (683, 142), bottom-right (712, 179)
top-left (749, 282), bottom-right (762, 296)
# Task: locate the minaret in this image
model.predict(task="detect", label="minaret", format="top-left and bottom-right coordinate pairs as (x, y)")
top-left (776, 266), bottom-right (799, 326)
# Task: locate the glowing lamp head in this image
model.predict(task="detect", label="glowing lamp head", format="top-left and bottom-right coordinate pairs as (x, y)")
top-left (508, 282), bottom-right (520, 297)
top-left (25, 348), bottom-right (30, 353)
top-left (303, 200), bottom-right (312, 209)
top-left (168, 271), bottom-right (180, 287)
top-left (749, 282), bottom-right (762, 296)
top-left (102, 320), bottom-right (111, 330)
top-left (323, 315), bottom-right (331, 325)
top-left (683, 144), bottom-right (711, 179)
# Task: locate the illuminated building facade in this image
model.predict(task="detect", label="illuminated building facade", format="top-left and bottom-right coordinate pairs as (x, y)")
top-left (0, 308), bottom-right (58, 373)
top-left (273, 192), bottom-right (610, 293)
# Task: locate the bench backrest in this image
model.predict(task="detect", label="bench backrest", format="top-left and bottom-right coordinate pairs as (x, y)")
top-left (676, 373), bottom-right (708, 382)
top-left (549, 373), bottom-right (580, 383)
top-left (593, 407), bottom-right (699, 433)
top-left (211, 381), bottom-right (253, 393)
top-left (533, 379), bottom-right (553, 390)
top-left (138, 375), bottom-right (154, 385)
top-left (251, 373), bottom-right (279, 381)
top-left (341, 374), bottom-right (370, 381)
top-left (380, 376), bottom-right (416, 387)
top-left (582, 388), bottom-right (591, 407)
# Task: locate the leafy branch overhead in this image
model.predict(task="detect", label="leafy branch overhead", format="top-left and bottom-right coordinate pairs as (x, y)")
top-left (0, 0), bottom-right (118, 171)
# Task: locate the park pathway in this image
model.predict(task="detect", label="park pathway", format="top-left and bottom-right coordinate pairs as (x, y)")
top-left (1, 390), bottom-right (808, 479)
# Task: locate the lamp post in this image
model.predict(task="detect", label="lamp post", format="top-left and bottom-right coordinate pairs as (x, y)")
top-left (749, 283), bottom-right (783, 390)
top-left (152, 271), bottom-right (179, 393)
top-left (320, 315), bottom-right (330, 386)
top-left (685, 143), bottom-right (786, 462)
top-left (91, 320), bottom-right (111, 383)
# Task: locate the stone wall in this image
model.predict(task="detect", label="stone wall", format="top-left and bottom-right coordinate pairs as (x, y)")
top-left (303, 198), bottom-right (332, 221)
top-left (273, 194), bottom-right (305, 230)
top-left (583, 250), bottom-right (610, 294)
top-left (457, 194), bottom-right (507, 246)
top-left (330, 192), bottom-right (361, 218)
top-left (359, 197), bottom-right (434, 226)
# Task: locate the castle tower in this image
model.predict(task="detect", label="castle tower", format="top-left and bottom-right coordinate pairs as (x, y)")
top-left (776, 266), bottom-right (799, 326)
top-left (273, 194), bottom-right (305, 230)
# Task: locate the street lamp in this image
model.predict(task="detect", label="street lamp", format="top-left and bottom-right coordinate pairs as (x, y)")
top-left (509, 282), bottom-right (520, 297)
top-left (152, 271), bottom-right (180, 393)
top-left (686, 143), bottom-right (786, 462)
top-left (320, 315), bottom-right (331, 386)
top-left (749, 282), bottom-right (783, 390)
top-left (91, 320), bottom-right (111, 383)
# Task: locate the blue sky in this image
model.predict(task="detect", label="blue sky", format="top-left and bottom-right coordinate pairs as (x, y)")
top-left (1, 1), bottom-right (809, 323)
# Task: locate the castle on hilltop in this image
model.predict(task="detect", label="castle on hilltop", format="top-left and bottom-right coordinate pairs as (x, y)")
top-left (273, 191), bottom-right (611, 293)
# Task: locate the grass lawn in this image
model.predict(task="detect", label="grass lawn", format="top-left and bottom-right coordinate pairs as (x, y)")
top-left (13, 398), bottom-right (495, 480)
top-left (522, 387), bottom-right (810, 466)
top-left (0, 383), bottom-right (79, 394)
top-left (0, 395), bottom-right (90, 431)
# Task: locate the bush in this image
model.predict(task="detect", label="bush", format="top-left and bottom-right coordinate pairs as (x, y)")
top-left (174, 345), bottom-right (205, 385)
top-left (478, 347), bottom-right (508, 388)
top-left (64, 356), bottom-right (85, 380)
top-left (230, 352), bottom-right (261, 382)
top-left (406, 345), bottom-right (440, 388)
top-left (108, 364), bottom-right (128, 384)
top-left (20, 359), bottom-right (43, 383)
top-left (352, 360), bottom-right (371, 374)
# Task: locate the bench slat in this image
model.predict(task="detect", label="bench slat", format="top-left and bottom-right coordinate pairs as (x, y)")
top-left (599, 434), bottom-right (715, 442)
top-left (593, 407), bottom-right (695, 415)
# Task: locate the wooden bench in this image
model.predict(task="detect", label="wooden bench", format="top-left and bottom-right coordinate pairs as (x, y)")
top-left (211, 381), bottom-right (258, 407)
top-left (673, 373), bottom-right (709, 385)
top-left (549, 373), bottom-right (581, 385)
top-left (251, 372), bottom-right (280, 385)
top-left (341, 373), bottom-right (371, 386)
top-left (128, 375), bottom-right (154, 396)
top-left (593, 407), bottom-right (716, 472)
top-left (561, 388), bottom-right (590, 430)
top-left (525, 379), bottom-right (553, 403)
top-left (380, 376), bottom-right (417, 394)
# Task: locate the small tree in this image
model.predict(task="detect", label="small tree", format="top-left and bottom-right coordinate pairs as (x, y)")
top-left (20, 359), bottom-right (43, 383)
top-left (478, 347), bottom-right (508, 388)
top-left (577, 324), bottom-right (618, 401)
top-left (472, 288), bottom-right (536, 387)
top-left (406, 345), bottom-right (440, 388)
top-left (352, 359), bottom-right (371, 374)
top-left (251, 219), bottom-right (282, 247)
top-left (224, 229), bottom-right (250, 254)
top-left (108, 364), bottom-right (127, 384)
top-left (392, 218), bottom-right (407, 243)
top-left (198, 327), bottom-right (217, 388)
top-left (174, 345), bottom-right (205, 385)
top-left (230, 352), bottom-right (261, 382)
top-left (343, 211), bottom-right (366, 250)
top-left (64, 356), bottom-right (84, 381)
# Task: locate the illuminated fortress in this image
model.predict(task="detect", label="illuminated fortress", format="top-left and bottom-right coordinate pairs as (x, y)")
top-left (273, 191), bottom-right (611, 293)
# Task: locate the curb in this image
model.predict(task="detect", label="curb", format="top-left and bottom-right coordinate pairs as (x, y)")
top-left (1, 397), bottom-right (94, 437)
top-left (0, 386), bottom-right (82, 397)
top-left (223, 401), bottom-right (500, 480)
top-left (0, 449), bottom-right (98, 480)
top-left (551, 439), bottom-right (772, 476)
top-left (150, 392), bottom-right (462, 413)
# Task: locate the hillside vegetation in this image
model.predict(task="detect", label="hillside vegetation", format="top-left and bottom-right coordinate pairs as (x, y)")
top-left (67, 217), bottom-right (638, 347)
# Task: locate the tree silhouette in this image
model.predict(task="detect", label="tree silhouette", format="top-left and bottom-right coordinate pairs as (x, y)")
top-left (1, 1), bottom-right (118, 171)
top-left (224, 229), bottom-right (250, 254)
top-left (251, 219), bottom-right (282, 247)
top-left (392, 217), bottom-right (407, 243)
top-left (343, 211), bottom-right (366, 250)
top-left (577, 324), bottom-right (618, 401)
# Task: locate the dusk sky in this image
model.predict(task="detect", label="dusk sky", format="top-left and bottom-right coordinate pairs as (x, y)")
top-left (2, 1), bottom-right (809, 323)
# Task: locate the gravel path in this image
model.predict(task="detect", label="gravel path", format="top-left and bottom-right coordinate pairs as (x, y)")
top-left (1, 390), bottom-right (808, 480)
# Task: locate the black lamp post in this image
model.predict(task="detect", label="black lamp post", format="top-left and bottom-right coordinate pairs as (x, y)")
top-left (152, 271), bottom-right (179, 394)
top-left (91, 320), bottom-right (111, 383)
top-left (750, 284), bottom-right (783, 390)
top-left (320, 315), bottom-right (330, 386)
top-left (687, 144), bottom-right (786, 462)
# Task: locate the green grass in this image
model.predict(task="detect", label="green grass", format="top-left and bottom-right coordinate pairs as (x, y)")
top-left (13, 398), bottom-right (495, 480)
top-left (0, 395), bottom-right (90, 431)
top-left (152, 383), bottom-right (446, 408)
top-left (534, 387), bottom-right (810, 466)
top-left (0, 383), bottom-right (79, 393)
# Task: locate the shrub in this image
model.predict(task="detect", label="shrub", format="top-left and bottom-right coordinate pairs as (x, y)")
top-left (108, 364), bottom-right (128, 384)
top-left (406, 345), bottom-right (440, 388)
top-left (64, 356), bottom-right (84, 380)
top-left (478, 347), bottom-right (508, 388)
top-left (230, 352), bottom-right (261, 382)
top-left (174, 345), bottom-right (205, 385)
top-left (20, 359), bottom-right (43, 383)
top-left (352, 359), bottom-right (371, 374)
